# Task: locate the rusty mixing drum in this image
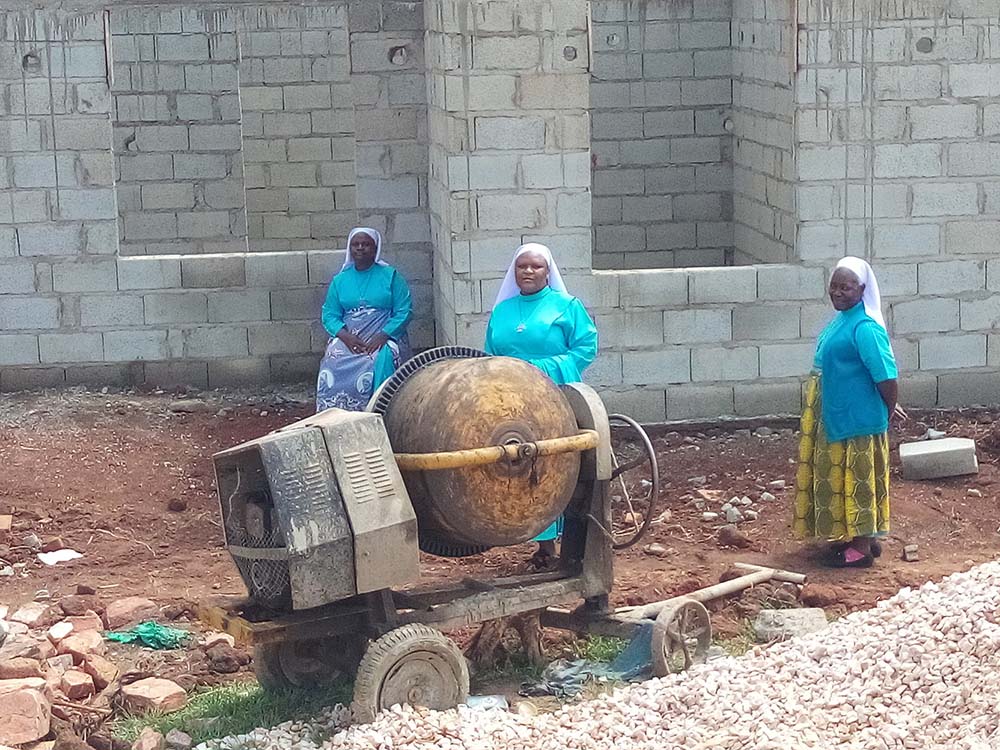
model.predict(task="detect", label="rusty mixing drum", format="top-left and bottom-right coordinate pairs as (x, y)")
top-left (381, 356), bottom-right (581, 554)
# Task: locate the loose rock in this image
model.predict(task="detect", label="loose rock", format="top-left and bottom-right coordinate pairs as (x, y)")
top-left (59, 669), bottom-right (95, 699)
top-left (642, 543), bottom-right (669, 559)
top-left (0, 657), bottom-right (44, 679)
top-left (59, 595), bottom-right (104, 617)
top-left (717, 524), bottom-right (750, 548)
top-left (132, 728), bottom-right (165, 750)
top-left (121, 678), bottom-right (187, 714)
top-left (724, 506), bottom-right (744, 524)
top-left (753, 608), bottom-right (830, 642)
top-left (167, 498), bottom-right (188, 512)
top-left (767, 479), bottom-right (786, 490)
top-left (800, 583), bottom-right (844, 608)
top-left (759, 491), bottom-right (777, 502)
top-left (10, 603), bottom-right (56, 629)
top-left (903, 544), bottom-right (920, 562)
top-left (57, 631), bottom-right (105, 661)
top-left (0, 688), bottom-right (51, 746)
top-left (165, 730), bottom-right (192, 750)
top-left (82, 654), bottom-right (119, 691)
top-left (105, 597), bottom-right (159, 629)
top-left (206, 643), bottom-right (248, 674)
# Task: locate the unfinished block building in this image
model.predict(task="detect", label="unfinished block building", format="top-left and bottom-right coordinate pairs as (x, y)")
top-left (0, 0), bottom-right (997, 421)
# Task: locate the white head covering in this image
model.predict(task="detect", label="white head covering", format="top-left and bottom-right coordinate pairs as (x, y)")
top-left (834, 256), bottom-right (886, 329)
top-left (493, 243), bottom-right (568, 309)
top-left (340, 227), bottom-right (385, 271)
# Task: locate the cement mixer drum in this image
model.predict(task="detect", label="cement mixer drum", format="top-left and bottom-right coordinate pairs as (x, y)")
top-left (379, 354), bottom-right (581, 553)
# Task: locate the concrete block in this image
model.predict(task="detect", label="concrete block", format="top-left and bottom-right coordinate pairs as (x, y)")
top-left (519, 74), bottom-right (588, 109)
top-left (477, 194), bottom-right (545, 230)
top-left (248, 323), bottom-right (310, 355)
top-left (0, 264), bottom-right (37, 294)
top-left (918, 260), bottom-right (985, 295)
top-left (874, 144), bottom-right (941, 178)
top-left (288, 138), bottom-right (333, 163)
top-left (173, 154), bottom-right (229, 179)
top-left (0, 366), bottom-right (66, 390)
top-left (17, 225), bottom-right (84, 256)
top-left (946, 221), bottom-right (1000, 255)
top-left (246, 253), bottom-right (309, 287)
top-left (665, 384), bottom-right (735, 420)
top-left (270, 288), bottom-right (325, 320)
top-left (593, 169), bottom-right (644, 196)
top-left (177, 211), bottom-right (234, 239)
top-left (123, 213), bottom-right (178, 241)
top-left (961, 297), bottom-right (1000, 331)
top-left (12, 154), bottom-right (57, 188)
top-left (643, 51), bottom-right (694, 78)
top-left (465, 155), bottom-right (518, 190)
top-left (39, 333), bottom-right (103, 363)
top-left (356, 177), bottom-right (419, 209)
top-left (52, 261), bottom-right (118, 293)
top-left (599, 388), bottom-right (667, 423)
top-left (892, 298), bottom-right (959, 334)
top-left (645, 110), bottom-right (695, 138)
top-left (189, 124), bottom-right (242, 151)
top-left (618, 269), bottom-right (689, 306)
top-left (671, 136), bottom-right (722, 163)
top-left (754, 609), bottom-right (829, 642)
top-left (184, 326), bottom-right (250, 358)
top-left (919, 334), bottom-right (986, 370)
top-left (181, 257), bottom-right (245, 288)
top-left (142, 361), bottom-right (209, 389)
top-left (144, 292), bottom-right (208, 324)
top-left (271, 354), bottom-right (322, 384)
top-left (208, 290), bottom-right (272, 323)
top-left (680, 79), bottom-right (731, 106)
top-left (911, 183), bottom-right (979, 217)
top-left (909, 104), bottom-right (977, 141)
top-left (176, 93), bottom-right (215, 120)
top-left (899, 438), bottom-right (978, 480)
top-left (556, 192), bottom-right (592, 227)
top-left (688, 267), bottom-right (757, 303)
top-left (949, 63), bottom-right (1000, 98)
top-left (647, 222), bottom-right (698, 250)
top-left (54, 117), bottom-right (110, 150)
top-left (948, 143), bottom-right (1000, 177)
top-left (582, 351), bottom-right (623, 387)
top-left (288, 187), bottom-right (335, 212)
top-left (80, 295), bottom-right (143, 327)
top-left (758, 342), bottom-right (814, 378)
top-left (141, 183), bottom-right (195, 210)
top-left (264, 215), bottom-right (310, 239)
top-left (117, 258), bottom-right (182, 290)
top-left (622, 349), bottom-right (691, 385)
top-left (734, 382), bottom-right (802, 417)
top-left (521, 154), bottom-right (564, 189)
top-left (872, 224), bottom-right (939, 258)
top-left (691, 346), bottom-right (759, 381)
top-left (756, 265), bottom-right (825, 301)
top-left (283, 85), bottom-right (332, 111)
top-left (271, 164), bottom-right (319, 187)
top-left (874, 64), bottom-right (942, 100)
top-left (445, 74), bottom-right (517, 111)
top-left (119, 154), bottom-right (174, 182)
top-left (475, 117), bottom-right (545, 150)
top-left (663, 309), bottom-right (731, 344)
top-left (135, 125), bottom-right (189, 152)
top-left (877, 263), bottom-right (919, 297)
top-left (207, 358), bottom-right (271, 387)
top-left (0, 334), bottom-right (40, 365)
top-left (621, 196), bottom-right (672, 223)
top-left (733, 304), bottom-right (801, 341)
top-left (474, 35), bottom-right (540, 69)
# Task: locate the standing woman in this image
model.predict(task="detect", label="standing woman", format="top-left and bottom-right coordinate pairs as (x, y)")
top-left (316, 227), bottom-right (412, 412)
top-left (485, 243), bottom-right (599, 565)
top-left (794, 256), bottom-right (904, 568)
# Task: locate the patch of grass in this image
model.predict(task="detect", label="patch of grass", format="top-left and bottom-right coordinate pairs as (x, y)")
top-left (713, 620), bottom-right (758, 657)
top-left (471, 653), bottom-right (545, 691)
top-left (112, 680), bottom-right (352, 745)
top-left (574, 635), bottom-right (627, 663)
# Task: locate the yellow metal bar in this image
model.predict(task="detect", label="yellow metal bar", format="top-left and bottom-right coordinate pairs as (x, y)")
top-left (393, 429), bottom-right (599, 472)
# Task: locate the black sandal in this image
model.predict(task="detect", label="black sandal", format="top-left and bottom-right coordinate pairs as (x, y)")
top-left (871, 539), bottom-right (882, 558)
top-left (824, 548), bottom-right (874, 569)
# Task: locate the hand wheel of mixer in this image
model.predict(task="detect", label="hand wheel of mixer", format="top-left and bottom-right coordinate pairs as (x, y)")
top-left (351, 624), bottom-right (470, 724)
top-left (254, 636), bottom-right (364, 691)
top-left (650, 598), bottom-right (712, 677)
top-left (608, 413), bottom-right (660, 550)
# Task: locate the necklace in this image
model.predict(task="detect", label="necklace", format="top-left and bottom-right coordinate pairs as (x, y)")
top-left (515, 297), bottom-right (530, 333)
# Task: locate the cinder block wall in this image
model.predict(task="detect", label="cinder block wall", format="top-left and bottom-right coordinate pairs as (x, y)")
top-left (590, 0), bottom-right (734, 270)
top-left (0, 1), bottom-right (433, 390)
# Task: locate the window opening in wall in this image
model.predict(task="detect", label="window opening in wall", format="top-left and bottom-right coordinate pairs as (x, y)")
top-left (589, 0), bottom-right (795, 270)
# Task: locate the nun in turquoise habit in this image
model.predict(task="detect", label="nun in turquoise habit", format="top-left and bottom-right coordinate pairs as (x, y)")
top-left (485, 243), bottom-right (599, 565)
top-left (316, 227), bottom-right (412, 412)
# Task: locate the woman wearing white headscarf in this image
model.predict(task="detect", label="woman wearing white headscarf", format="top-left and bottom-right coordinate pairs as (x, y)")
top-left (485, 243), bottom-right (598, 564)
top-left (794, 256), bottom-right (904, 568)
top-left (315, 227), bottom-right (412, 412)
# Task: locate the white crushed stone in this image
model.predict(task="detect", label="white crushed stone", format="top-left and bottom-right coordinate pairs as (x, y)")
top-left (209, 562), bottom-right (1000, 750)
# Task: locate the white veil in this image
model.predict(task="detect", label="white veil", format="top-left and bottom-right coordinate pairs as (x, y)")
top-left (835, 256), bottom-right (886, 329)
top-left (493, 243), bottom-right (568, 309)
top-left (340, 227), bottom-right (385, 271)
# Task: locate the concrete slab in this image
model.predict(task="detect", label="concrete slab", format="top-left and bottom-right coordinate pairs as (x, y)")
top-left (899, 437), bottom-right (978, 480)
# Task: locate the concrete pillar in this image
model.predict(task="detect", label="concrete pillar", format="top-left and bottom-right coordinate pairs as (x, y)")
top-left (423, 0), bottom-right (591, 347)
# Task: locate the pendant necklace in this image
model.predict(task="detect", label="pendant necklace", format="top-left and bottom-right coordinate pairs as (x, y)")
top-left (356, 267), bottom-right (374, 307)
top-left (515, 297), bottom-right (529, 333)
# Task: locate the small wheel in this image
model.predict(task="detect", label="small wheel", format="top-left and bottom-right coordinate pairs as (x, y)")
top-left (351, 624), bottom-right (469, 724)
top-left (254, 636), bottom-right (363, 690)
top-left (650, 598), bottom-right (711, 677)
top-left (608, 414), bottom-right (660, 549)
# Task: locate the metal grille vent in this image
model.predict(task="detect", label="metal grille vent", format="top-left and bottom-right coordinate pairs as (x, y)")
top-left (368, 346), bottom-right (488, 416)
top-left (343, 447), bottom-right (397, 504)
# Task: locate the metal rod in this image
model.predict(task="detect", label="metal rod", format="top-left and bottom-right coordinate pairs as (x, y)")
top-left (393, 429), bottom-right (600, 471)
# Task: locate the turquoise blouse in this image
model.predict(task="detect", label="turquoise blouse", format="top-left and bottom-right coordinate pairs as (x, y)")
top-left (484, 286), bottom-right (598, 385)
top-left (321, 263), bottom-right (412, 341)
top-left (813, 301), bottom-right (898, 443)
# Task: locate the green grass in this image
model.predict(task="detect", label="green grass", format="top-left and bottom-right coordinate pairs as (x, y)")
top-left (713, 620), bottom-right (758, 658)
top-left (112, 680), bottom-right (352, 745)
top-left (574, 635), bottom-right (627, 663)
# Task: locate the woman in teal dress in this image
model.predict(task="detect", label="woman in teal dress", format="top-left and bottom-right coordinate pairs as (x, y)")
top-left (316, 227), bottom-right (412, 412)
top-left (485, 243), bottom-right (599, 565)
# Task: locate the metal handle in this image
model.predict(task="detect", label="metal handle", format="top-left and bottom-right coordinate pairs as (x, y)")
top-left (393, 429), bottom-right (599, 472)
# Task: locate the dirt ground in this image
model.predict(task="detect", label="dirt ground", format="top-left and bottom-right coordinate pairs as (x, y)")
top-left (2, 385), bottom-right (999, 643)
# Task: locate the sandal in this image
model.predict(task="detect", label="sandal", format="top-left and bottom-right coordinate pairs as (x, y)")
top-left (824, 546), bottom-right (874, 569)
top-left (871, 539), bottom-right (882, 558)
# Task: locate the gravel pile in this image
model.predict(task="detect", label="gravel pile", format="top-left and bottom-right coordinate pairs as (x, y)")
top-left (207, 562), bottom-right (1000, 750)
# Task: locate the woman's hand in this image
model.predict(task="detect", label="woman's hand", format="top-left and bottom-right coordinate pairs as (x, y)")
top-left (364, 332), bottom-right (390, 355)
top-left (892, 404), bottom-right (909, 423)
top-left (336, 329), bottom-right (366, 354)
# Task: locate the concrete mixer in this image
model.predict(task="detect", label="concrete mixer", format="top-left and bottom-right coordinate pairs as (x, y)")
top-left (197, 347), bottom-right (803, 721)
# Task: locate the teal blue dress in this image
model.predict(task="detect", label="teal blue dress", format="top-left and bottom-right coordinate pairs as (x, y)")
top-left (316, 263), bottom-right (412, 412)
top-left (485, 285), bottom-right (599, 541)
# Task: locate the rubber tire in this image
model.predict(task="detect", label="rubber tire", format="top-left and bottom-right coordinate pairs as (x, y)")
top-left (351, 624), bottom-right (470, 724)
top-left (254, 636), bottom-right (363, 691)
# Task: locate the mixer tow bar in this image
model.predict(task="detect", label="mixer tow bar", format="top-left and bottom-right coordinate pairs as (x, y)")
top-left (393, 429), bottom-right (599, 471)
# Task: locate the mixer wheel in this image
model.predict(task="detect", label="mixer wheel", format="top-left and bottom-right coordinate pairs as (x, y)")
top-left (351, 624), bottom-right (470, 724)
top-left (254, 636), bottom-right (362, 691)
top-left (650, 598), bottom-right (712, 677)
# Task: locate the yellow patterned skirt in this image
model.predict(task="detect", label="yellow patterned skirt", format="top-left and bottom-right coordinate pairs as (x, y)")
top-left (793, 374), bottom-right (890, 541)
